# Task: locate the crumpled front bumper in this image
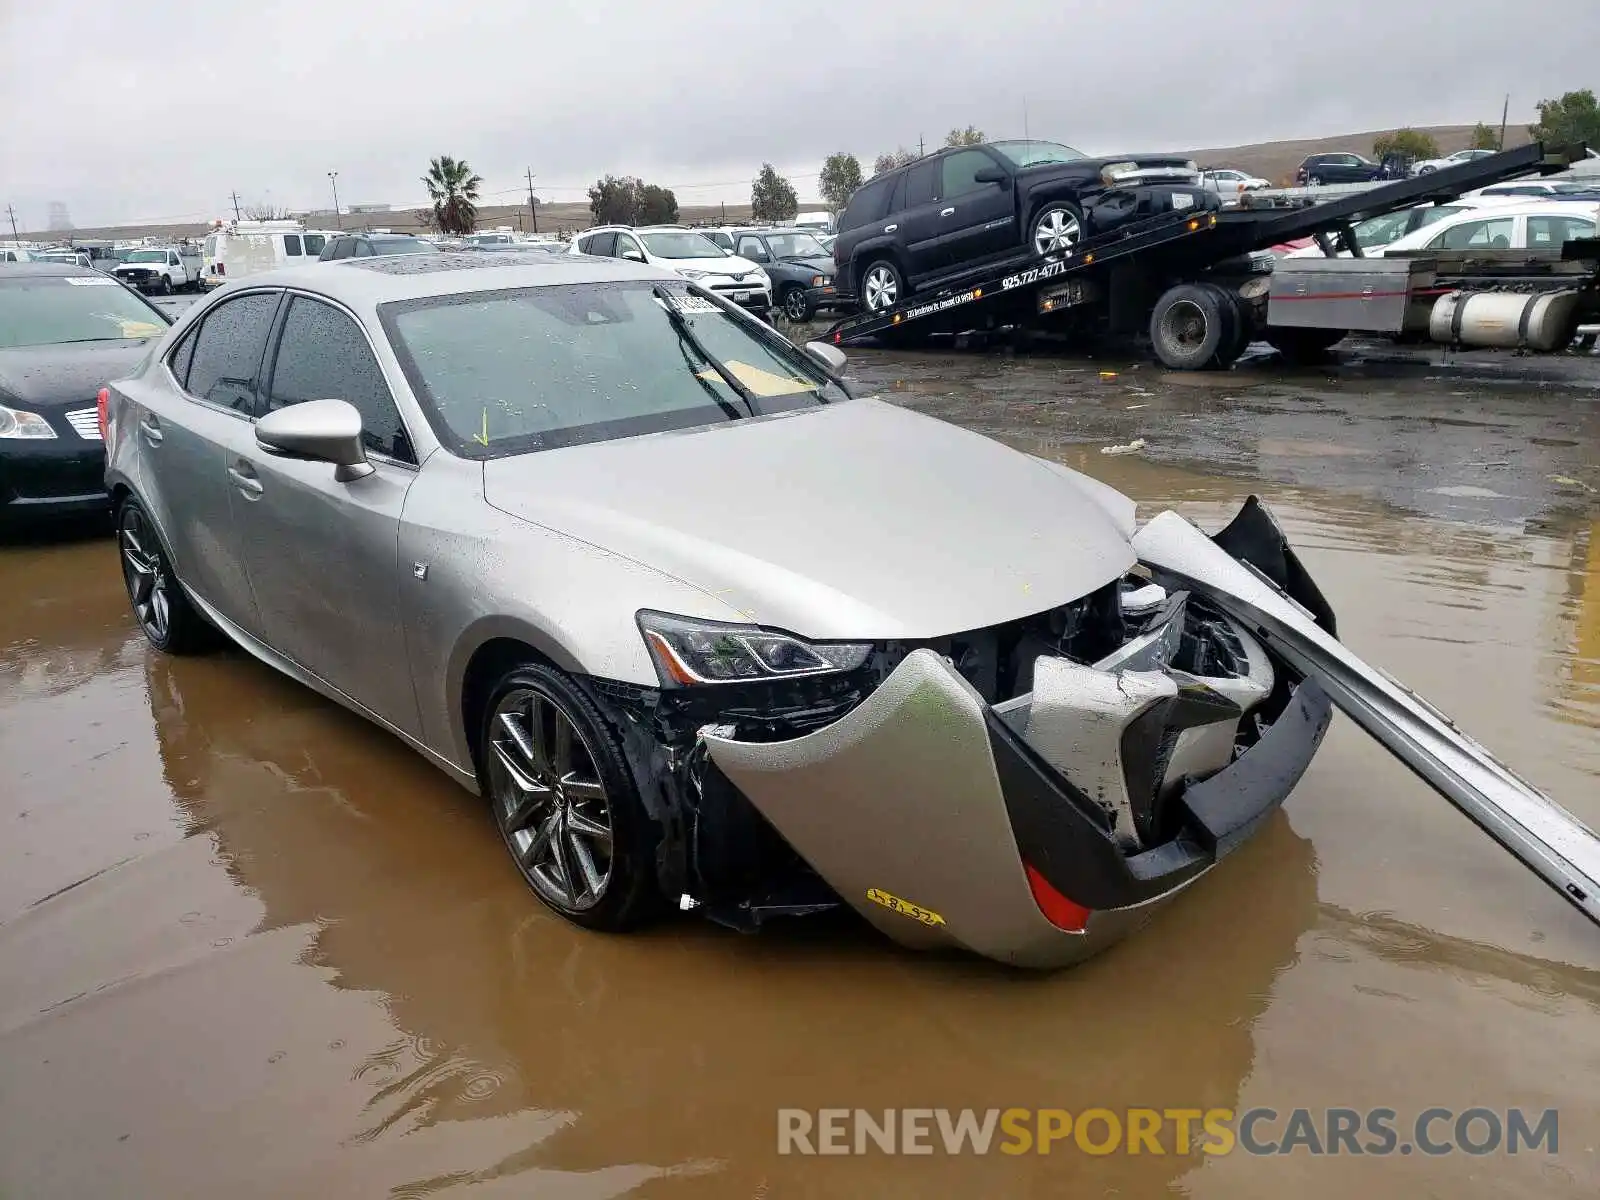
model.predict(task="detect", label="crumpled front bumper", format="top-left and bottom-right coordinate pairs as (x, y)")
top-left (704, 499), bottom-right (1335, 969)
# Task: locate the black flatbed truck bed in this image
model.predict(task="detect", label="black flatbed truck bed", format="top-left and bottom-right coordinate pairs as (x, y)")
top-left (821, 141), bottom-right (1587, 368)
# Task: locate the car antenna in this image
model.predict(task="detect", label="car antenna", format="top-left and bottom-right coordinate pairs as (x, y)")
top-left (652, 285), bottom-right (758, 417)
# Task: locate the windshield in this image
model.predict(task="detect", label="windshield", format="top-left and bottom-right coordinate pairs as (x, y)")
top-left (1354, 205), bottom-right (1465, 248)
top-left (0, 276), bottom-right (170, 348)
top-left (639, 231), bottom-right (726, 259)
top-left (765, 232), bottom-right (830, 258)
top-left (126, 249), bottom-right (169, 262)
top-left (989, 139), bottom-right (1086, 168)
top-left (1551, 182), bottom-right (1599, 195)
top-left (380, 282), bottom-right (847, 457)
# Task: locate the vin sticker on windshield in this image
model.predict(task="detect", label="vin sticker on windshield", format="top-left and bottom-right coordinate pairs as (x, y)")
top-left (63, 277), bottom-right (120, 286)
top-left (659, 292), bottom-right (718, 314)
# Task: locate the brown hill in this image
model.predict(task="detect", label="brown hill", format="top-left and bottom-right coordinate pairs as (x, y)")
top-left (1185, 124), bottom-right (1532, 186)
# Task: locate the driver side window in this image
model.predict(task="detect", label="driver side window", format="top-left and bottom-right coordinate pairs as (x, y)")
top-left (941, 150), bottom-right (997, 199)
top-left (615, 234), bottom-right (642, 259)
top-left (736, 236), bottom-right (771, 262)
top-left (265, 296), bottom-right (415, 463)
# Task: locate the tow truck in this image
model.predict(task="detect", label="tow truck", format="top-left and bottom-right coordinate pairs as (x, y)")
top-left (823, 141), bottom-right (1598, 369)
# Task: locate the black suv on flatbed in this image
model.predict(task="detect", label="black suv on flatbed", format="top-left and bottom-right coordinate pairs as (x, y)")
top-left (832, 139), bottom-right (1217, 312)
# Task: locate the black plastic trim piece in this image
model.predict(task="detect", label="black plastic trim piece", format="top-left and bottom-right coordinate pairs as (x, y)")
top-left (1212, 495), bottom-right (1338, 636)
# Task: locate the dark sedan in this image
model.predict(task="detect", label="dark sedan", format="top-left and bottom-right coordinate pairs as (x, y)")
top-left (728, 227), bottom-right (846, 320)
top-left (1294, 153), bottom-right (1387, 186)
top-left (0, 263), bottom-right (172, 527)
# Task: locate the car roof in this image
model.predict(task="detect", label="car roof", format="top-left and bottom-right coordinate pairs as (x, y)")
top-left (0, 261), bottom-right (103, 279)
top-left (204, 252), bottom-right (673, 306)
top-left (1385, 200), bottom-right (1598, 247)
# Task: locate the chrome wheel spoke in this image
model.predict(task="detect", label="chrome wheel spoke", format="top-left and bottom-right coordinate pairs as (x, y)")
top-left (568, 832), bottom-right (603, 898)
top-left (561, 773), bottom-right (606, 804)
top-left (546, 813), bottom-right (577, 904)
top-left (520, 807), bottom-right (560, 869)
top-left (151, 586), bottom-right (169, 634)
top-left (497, 707), bottom-right (548, 781)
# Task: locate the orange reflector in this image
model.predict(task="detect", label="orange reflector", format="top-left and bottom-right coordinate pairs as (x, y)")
top-left (1024, 862), bottom-right (1093, 932)
top-left (1084, 253), bottom-right (1094, 264)
top-left (892, 313), bottom-right (902, 324)
top-left (1187, 218), bottom-right (1199, 231)
top-left (1209, 213), bottom-right (1218, 226)
top-left (96, 386), bottom-right (110, 441)
top-left (973, 288), bottom-right (983, 299)
top-left (643, 630), bottom-right (699, 686)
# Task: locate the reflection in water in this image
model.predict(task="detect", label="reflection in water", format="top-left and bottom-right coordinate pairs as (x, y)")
top-left (131, 647), bottom-right (1323, 1196)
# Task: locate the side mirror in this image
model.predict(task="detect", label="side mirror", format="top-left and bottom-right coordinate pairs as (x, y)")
top-left (804, 341), bottom-right (847, 373)
top-left (621, 248), bottom-right (646, 263)
top-left (255, 398), bottom-right (374, 482)
top-left (973, 167), bottom-right (1009, 185)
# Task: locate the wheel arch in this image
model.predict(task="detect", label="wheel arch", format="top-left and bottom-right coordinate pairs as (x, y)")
top-left (451, 619), bottom-right (587, 776)
top-left (851, 239), bottom-right (907, 292)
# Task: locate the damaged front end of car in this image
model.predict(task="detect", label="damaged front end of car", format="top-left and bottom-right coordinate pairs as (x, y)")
top-left (580, 497), bottom-right (1336, 968)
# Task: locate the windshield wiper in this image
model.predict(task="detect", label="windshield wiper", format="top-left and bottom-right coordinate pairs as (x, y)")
top-left (653, 285), bottom-right (758, 417)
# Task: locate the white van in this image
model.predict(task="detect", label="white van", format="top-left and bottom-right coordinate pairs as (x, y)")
top-left (200, 221), bottom-right (333, 289)
top-left (793, 210), bottom-right (835, 235)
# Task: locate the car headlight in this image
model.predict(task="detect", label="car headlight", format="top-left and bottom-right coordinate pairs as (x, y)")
top-left (811, 275), bottom-right (831, 287)
top-left (678, 268), bottom-right (709, 279)
top-left (637, 611), bottom-right (871, 686)
top-left (0, 404), bottom-right (57, 439)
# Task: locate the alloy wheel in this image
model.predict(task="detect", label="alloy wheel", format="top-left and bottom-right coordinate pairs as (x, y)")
top-left (120, 505), bottom-right (171, 643)
top-left (487, 686), bottom-right (614, 912)
top-left (784, 287), bottom-right (810, 321)
top-left (863, 265), bottom-right (898, 311)
top-left (1033, 208), bottom-right (1082, 256)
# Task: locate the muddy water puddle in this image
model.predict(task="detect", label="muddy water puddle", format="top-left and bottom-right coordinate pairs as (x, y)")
top-left (2, 368), bottom-right (1599, 1197)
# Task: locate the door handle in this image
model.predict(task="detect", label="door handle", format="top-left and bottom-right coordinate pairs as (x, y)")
top-left (940, 207), bottom-right (955, 217)
top-left (138, 414), bottom-right (163, 445)
top-left (227, 462), bottom-right (264, 499)
top-left (883, 224), bottom-right (898, 233)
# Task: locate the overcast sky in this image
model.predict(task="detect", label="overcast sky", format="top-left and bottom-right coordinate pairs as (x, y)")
top-left (3, 0), bottom-right (1595, 229)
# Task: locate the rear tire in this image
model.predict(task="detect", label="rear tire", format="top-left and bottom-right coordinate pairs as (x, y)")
top-left (1265, 325), bottom-right (1348, 362)
top-left (1149, 284), bottom-right (1227, 370)
top-left (859, 258), bottom-right (905, 313)
top-left (477, 662), bottom-right (661, 932)
top-left (116, 496), bottom-right (217, 655)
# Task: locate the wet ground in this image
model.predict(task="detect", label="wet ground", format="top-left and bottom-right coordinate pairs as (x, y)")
top-left (3, 340), bottom-right (1599, 1198)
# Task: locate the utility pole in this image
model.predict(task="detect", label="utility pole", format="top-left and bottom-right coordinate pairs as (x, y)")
top-left (327, 172), bottom-right (342, 228)
top-left (230, 190), bottom-right (242, 221)
top-left (525, 167), bottom-right (539, 233)
top-left (1498, 94), bottom-right (1510, 151)
top-left (5, 205), bottom-right (18, 240)
top-left (918, 134), bottom-right (925, 159)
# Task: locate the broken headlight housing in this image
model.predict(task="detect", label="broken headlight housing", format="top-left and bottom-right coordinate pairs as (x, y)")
top-left (637, 611), bottom-right (871, 687)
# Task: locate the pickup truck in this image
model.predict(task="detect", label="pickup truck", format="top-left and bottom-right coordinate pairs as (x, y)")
top-left (112, 246), bottom-right (201, 293)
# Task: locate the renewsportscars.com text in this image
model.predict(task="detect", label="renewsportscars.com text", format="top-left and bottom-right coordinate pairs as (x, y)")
top-left (777, 1106), bottom-right (1558, 1157)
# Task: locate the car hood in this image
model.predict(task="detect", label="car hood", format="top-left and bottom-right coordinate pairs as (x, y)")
top-left (1022, 154), bottom-right (1200, 183)
top-left (0, 339), bottom-right (160, 410)
top-left (675, 256), bottom-right (762, 277)
top-left (780, 256), bottom-right (834, 274)
top-left (481, 398), bottom-right (1136, 640)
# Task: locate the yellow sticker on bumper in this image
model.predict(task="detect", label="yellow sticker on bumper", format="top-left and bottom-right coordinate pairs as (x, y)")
top-left (866, 888), bottom-right (946, 927)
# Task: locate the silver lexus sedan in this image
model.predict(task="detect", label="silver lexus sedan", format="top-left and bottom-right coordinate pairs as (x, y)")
top-left (103, 251), bottom-right (1335, 969)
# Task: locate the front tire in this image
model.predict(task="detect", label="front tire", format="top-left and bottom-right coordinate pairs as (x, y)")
top-left (158, 275), bottom-right (173, 295)
top-left (1031, 201), bottom-right (1085, 257)
top-left (117, 496), bottom-right (216, 654)
top-left (859, 259), bottom-right (904, 313)
top-left (478, 663), bottom-right (660, 931)
top-left (782, 284), bottom-right (814, 322)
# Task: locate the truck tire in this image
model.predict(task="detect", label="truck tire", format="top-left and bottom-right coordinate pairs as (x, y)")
top-left (860, 259), bottom-right (905, 313)
top-left (1223, 289), bottom-right (1256, 361)
top-left (1264, 326), bottom-right (1347, 363)
top-left (1031, 201), bottom-right (1086, 257)
top-left (1149, 284), bottom-right (1227, 370)
top-left (158, 274), bottom-right (172, 295)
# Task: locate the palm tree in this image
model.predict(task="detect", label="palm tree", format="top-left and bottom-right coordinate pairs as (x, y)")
top-left (422, 155), bottom-right (483, 235)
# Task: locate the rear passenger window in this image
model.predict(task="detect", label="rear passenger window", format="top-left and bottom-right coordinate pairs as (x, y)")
top-left (330, 239), bottom-right (355, 260)
top-left (283, 235), bottom-right (303, 256)
top-left (304, 234), bottom-right (326, 256)
top-left (1430, 217), bottom-right (1514, 249)
top-left (903, 161), bottom-right (937, 207)
top-left (266, 296), bottom-right (414, 462)
top-left (1527, 216), bottom-right (1594, 246)
top-left (584, 232), bottom-right (617, 256)
top-left (184, 292), bottom-right (280, 413)
top-left (839, 176), bottom-right (895, 231)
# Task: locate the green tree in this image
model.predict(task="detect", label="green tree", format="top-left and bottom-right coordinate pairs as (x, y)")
top-left (944, 125), bottom-right (985, 148)
top-left (636, 183), bottom-right (678, 225)
top-left (818, 152), bottom-right (863, 209)
top-left (751, 163), bottom-right (798, 222)
top-left (1470, 122), bottom-right (1501, 151)
top-left (1529, 89), bottom-right (1600, 150)
top-left (872, 147), bottom-right (917, 177)
top-left (1372, 129), bottom-right (1441, 161)
top-left (422, 155), bottom-right (482, 235)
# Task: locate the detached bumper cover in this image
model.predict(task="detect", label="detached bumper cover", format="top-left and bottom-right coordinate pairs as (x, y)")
top-left (705, 640), bottom-right (1330, 969)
